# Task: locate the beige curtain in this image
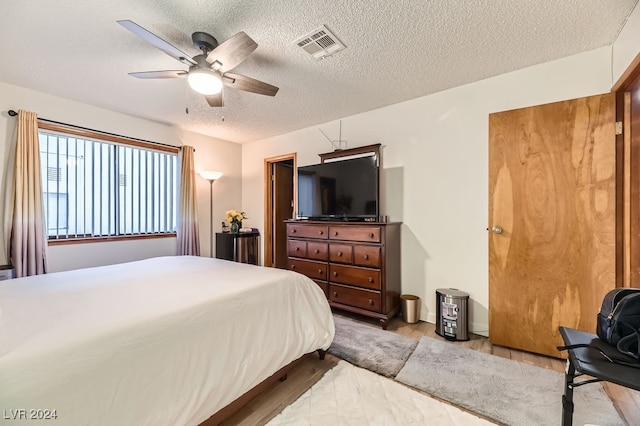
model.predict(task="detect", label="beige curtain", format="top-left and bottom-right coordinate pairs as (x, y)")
top-left (176, 146), bottom-right (200, 255)
top-left (8, 110), bottom-right (48, 277)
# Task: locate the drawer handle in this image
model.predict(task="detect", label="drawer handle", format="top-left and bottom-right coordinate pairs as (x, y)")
top-left (295, 247), bottom-right (300, 251)
top-left (334, 231), bottom-right (338, 236)
top-left (318, 231), bottom-right (324, 235)
top-left (368, 233), bottom-right (374, 238)
top-left (292, 229), bottom-right (297, 233)
top-left (333, 291), bottom-right (338, 297)
top-left (314, 249), bottom-right (320, 254)
top-left (332, 271), bottom-right (338, 277)
top-left (363, 254), bottom-right (369, 260)
top-left (368, 299), bottom-right (373, 305)
top-left (337, 251), bottom-right (342, 256)
top-left (290, 265), bottom-right (296, 270)
top-left (368, 277), bottom-right (373, 283)
top-left (318, 269), bottom-right (323, 274)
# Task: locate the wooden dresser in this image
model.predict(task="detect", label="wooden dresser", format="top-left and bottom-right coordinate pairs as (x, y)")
top-left (286, 220), bottom-right (401, 328)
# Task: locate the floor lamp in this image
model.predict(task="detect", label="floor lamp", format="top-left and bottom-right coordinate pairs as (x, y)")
top-left (199, 171), bottom-right (223, 257)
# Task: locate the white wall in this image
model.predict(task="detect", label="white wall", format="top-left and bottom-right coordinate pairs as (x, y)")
top-left (242, 46), bottom-right (615, 335)
top-left (0, 81), bottom-right (241, 272)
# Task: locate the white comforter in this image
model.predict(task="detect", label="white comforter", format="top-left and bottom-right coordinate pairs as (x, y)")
top-left (0, 256), bottom-right (334, 425)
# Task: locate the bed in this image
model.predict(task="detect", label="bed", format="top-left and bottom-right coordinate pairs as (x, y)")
top-left (0, 256), bottom-right (335, 425)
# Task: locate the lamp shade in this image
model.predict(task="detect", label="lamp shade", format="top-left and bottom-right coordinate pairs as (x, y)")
top-left (199, 170), bottom-right (223, 181)
top-left (188, 68), bottom-right (223, 95)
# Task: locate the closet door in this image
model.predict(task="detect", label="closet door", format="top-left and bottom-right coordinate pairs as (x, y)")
top-left (488, 93), bottom-right (615, 357)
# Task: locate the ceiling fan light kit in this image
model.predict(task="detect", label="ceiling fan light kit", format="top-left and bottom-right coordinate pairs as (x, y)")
top-left (188, 68), bottom-right (223, 95)
top-left (117, 20), bottom-right (278, 107)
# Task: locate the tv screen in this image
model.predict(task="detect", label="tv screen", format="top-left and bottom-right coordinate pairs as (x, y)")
top-left (297, 155), bottom-right (378, 220)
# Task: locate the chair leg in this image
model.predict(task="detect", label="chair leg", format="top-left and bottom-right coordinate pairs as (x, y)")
top-left (562, 359), bottom-right (575, 426)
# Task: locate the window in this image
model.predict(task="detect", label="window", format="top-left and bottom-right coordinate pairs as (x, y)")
top-left (39, 123), bottom-right (178, 241)
top-left (44, 192), bottom-right (68, 232)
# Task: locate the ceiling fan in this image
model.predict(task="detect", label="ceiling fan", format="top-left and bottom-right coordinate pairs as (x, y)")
top-left (117, 20), bottom-right (279, 107)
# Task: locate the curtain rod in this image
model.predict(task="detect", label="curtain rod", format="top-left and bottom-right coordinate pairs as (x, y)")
top-left (7, 109), bottom-right (187, 152)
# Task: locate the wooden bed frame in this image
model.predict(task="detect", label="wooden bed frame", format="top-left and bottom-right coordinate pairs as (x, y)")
top-left (201, 349), bottom-right (326, 425)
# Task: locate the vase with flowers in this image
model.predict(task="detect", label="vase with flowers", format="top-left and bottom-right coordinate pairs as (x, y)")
top-left (225, 209), bottom-right (247, 234)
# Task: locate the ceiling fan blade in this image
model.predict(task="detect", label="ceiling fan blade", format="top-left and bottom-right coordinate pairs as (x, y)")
top-left (206, 32), bottom-right (258, 72)
top-left (222, 73), bottom-right (279, 96)
top-left (204, 92), bottom-right (223, 107)
top-left (118, 20), bottom-right (197, 66)
top-left (129, 70), bottom-right (187, 79)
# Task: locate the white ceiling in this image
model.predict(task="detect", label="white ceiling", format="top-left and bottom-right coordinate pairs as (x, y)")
top-left (1, 1), bottom-right (637, 143)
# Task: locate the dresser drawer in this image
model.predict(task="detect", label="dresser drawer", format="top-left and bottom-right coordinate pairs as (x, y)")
top-left (288, 240), bottom-right (307, 257)
top-left (307, 242), bottom-right (328, 261)
top-left (288, 224), bottom-right (328, 239)
top-left (329, 264), bottom-right (380, 290)
top-left (329, 284), bottom-right (380, 312)
top-left (288, 259), bottom-right (327, 281)
top-left (329, 243), bottom-right (353, 264)
top-left (353, 245), bottom-right (381, 268)
top-left (328, 226), bottom-right (381, 243)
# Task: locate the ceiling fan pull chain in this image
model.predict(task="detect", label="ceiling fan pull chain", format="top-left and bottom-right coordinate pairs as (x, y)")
top-left (185, 81), bottom-right (190, 114)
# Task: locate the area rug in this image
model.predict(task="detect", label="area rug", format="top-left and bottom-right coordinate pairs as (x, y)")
top-left (267, 360), bottom-right (494, 425)
top-left (327, 315), bottom-right (418, 377)
top-left (395, 336), bottom-right (624, 426)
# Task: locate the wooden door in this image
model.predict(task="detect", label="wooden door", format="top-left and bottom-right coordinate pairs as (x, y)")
top-left (488, 93), bottom-right (616, 357)
top-left (273, 162), bottom-right (293, 269)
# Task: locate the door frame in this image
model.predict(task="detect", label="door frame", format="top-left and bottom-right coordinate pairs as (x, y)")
top-left (613, 50), bottom-right (640, 287)
top-left (263, 153), bottom-right (296, 268)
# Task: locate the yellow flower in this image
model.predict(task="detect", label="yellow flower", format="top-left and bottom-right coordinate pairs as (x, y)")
top-left (225, 209), bottom-right (247, 223)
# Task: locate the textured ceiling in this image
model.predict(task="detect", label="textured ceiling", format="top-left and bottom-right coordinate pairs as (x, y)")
top-left (1, 0), bottom-right (637, 143)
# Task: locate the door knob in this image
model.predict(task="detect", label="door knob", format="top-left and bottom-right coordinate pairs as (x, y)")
top-left (491, 226), bottom-right (503, 234)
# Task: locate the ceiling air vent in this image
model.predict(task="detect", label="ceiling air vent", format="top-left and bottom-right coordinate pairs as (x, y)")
top-left (295, 25), bottom-right (345, 60)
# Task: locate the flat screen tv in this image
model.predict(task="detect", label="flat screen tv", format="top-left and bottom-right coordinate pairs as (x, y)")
top-left (296, 155), bottom-right (378, 221)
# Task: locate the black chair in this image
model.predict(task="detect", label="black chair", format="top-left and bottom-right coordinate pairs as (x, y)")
top-left (558, 327), bottom-right (640, 426)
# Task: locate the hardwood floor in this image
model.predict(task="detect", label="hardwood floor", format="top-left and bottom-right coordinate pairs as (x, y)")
top-left (222, 315), bottom-right (640, 425)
